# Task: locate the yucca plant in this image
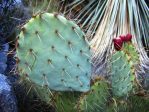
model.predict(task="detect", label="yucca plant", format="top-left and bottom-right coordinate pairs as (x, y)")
top-left (63, 0), bottom-right (149, 78)
top-left (63, 0), bottom-right (107, 40)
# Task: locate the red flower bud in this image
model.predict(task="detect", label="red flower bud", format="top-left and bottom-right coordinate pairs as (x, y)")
top-left (125, 33), bottom-right (132, 41)
top-left (119, 35), bottom-right (126, 41)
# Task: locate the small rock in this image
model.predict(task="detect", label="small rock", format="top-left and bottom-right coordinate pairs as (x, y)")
top-left (0, 0), bottom-right (30, 44)
top-left (0, 43), bottom-right (9, 74)
top-left (0, 74), bottom-right (18, 112)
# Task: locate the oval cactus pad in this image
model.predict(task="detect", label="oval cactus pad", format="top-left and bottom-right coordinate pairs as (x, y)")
top-left (17, 13), bottom-right (91, 92)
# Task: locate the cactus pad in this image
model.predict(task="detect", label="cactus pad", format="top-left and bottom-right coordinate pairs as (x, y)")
top-left (110, 41), bottom-right (140, 97)
top-left (110, 51), bottom-right (136, 97)
top-left (54, 92), bottom-right (80, 112)
top-left (16, 13), bottom-right (91, 92)
top-left (78, 78), bottom-right (110, 112)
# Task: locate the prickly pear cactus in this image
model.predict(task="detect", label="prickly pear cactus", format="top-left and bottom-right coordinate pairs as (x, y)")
top-left (16, 13), bottom-right (91, 92)
top-left (110, 39), bottom-right (140, 97)
top-left (78, 78), bottom-right (110, 112)
top-left (54, 92), bottom-right (81, 112)
top-left (110, 51), bottom-right (136, 97)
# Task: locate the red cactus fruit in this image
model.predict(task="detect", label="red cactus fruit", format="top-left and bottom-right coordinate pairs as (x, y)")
top-left (120, 34), bottom-right (132, 42)
top-left (113, 37), bottom-right (123, 51)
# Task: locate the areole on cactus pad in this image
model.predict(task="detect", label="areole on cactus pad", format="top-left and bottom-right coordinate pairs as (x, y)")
top-left (16, 13), bottom-right (91, 92)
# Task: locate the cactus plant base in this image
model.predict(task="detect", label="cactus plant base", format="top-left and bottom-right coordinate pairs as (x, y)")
top-left (14, 79), bottom-right (54, 112)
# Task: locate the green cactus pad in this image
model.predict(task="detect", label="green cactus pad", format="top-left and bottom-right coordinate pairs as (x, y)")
top-left (110, 51), bottom-right (136, 97)
top-left (54, 92), bottom-right (81, 112)
top-left (78, 78), bottom-right (110, 112)
top-left (17, 13), bottom-right (91, 92)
